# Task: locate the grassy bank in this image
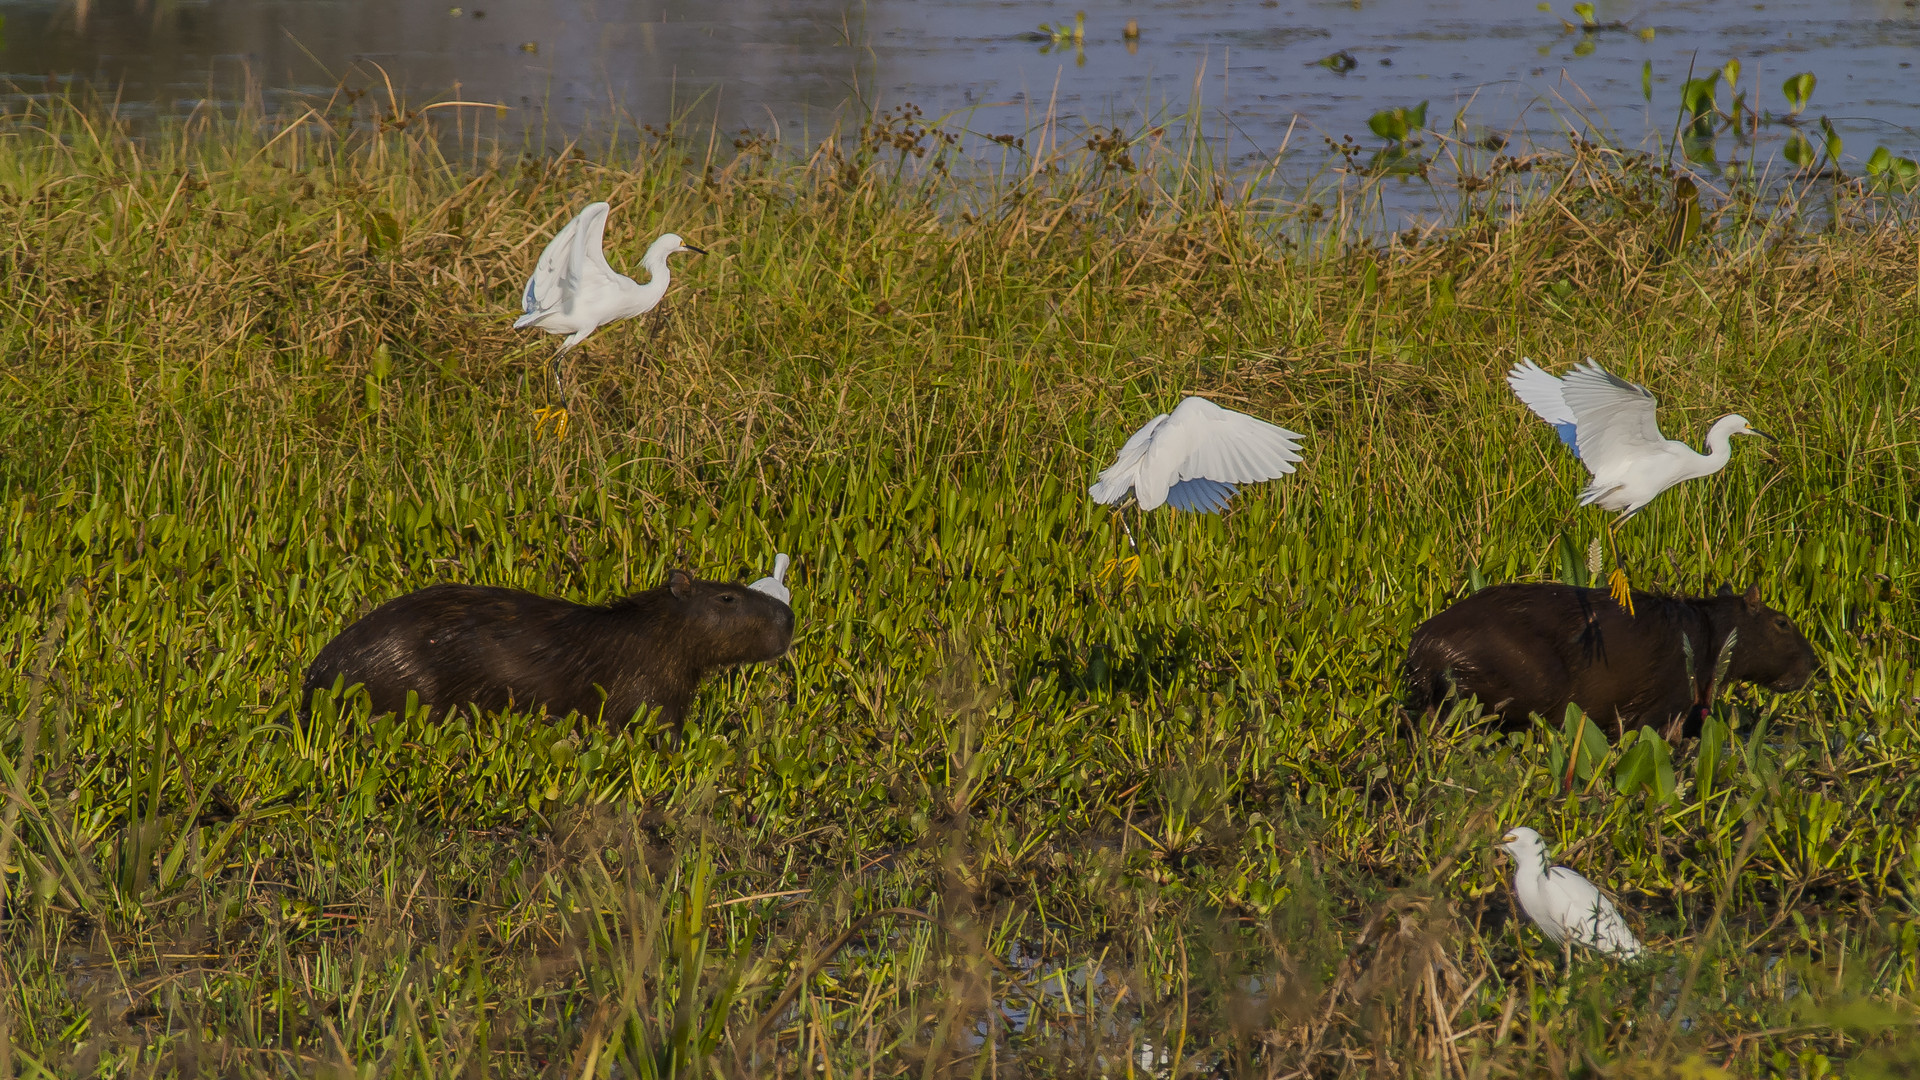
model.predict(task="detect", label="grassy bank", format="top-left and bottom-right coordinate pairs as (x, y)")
top-left (2, 100), bottom-right (1919, 1077)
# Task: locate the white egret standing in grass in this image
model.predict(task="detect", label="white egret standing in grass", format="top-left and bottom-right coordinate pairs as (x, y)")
top-left (1088, 396), bottom-right (1304, 579)
top-left (1497, 826), bottom-right (1645, 963)
top-left (1506, 358), bottom-right (1770, 615)
top-left (747, 553), bottom-right (792, 605)
top-left (515, 201), bottom-right (704, 400)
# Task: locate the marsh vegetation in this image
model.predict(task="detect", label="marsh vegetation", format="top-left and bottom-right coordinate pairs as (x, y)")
top-left (1, 96), bottom-right (1918, 1077)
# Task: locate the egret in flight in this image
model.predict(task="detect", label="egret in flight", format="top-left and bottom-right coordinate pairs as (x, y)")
top-left (747, 553), bottom-right (792, 606)
top-left (1088, 396), bottom-right (1304, 582)
top-left (1089, 396), bottom-right (1304, 513)
top-left (1506, 358), bottom-right (1769, 614)
top-left (1497, 826), bottom-right (1645, 962)
top-left (515, 201), bottom-right (704, 397)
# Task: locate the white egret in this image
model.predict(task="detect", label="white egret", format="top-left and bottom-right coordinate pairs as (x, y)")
top-left (1089, 396), bottom-right (1304, 514)
top-left (747, 553), bottom-right (791, 605)
top-left (515, 201), bottom-right (704, 394)
top-left (1506, 358), bottom-right (1770, 614)
top-left (1497, 826), bottom-right (1645, 961)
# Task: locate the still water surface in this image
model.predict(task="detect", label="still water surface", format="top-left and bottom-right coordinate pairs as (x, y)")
top-left (2, 1), bottom-right (1917, 171)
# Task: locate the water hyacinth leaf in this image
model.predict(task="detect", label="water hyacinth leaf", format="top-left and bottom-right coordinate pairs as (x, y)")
top-left (1368, 109), bottom-right (1407, 142)
top-left (1782, 71), bottom-right (1815, 115)
top-left (1819, 117), bottom-right (1842, 162)
top-left (1573, 1), bottom-right (1595, 25)
top-left (1865, 147), bottom-right (1920, 190)
top-left (1613, 728), bottom-right (1675, 802)
top-left (1720, 58), bottom-right (1740, 93)
top-left (1696, 716), bottom-right (1729, 798)
top-left (1646, 729), bottom-right (1676, 802)
top-left (1367, 101), bottom-right (1427, 143)
top-left (1681, 73), bottom-right (1719, 135)
top-left (1614, 738), bottom-right (1654, 796)
top-left (1550, 704), bottom-right (1610, 786)
top-left (1783, 132), bottom-right (1815, 170)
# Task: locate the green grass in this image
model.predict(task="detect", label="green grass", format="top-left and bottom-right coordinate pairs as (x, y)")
top-left (1, 97), bottom-right (1919, 1077)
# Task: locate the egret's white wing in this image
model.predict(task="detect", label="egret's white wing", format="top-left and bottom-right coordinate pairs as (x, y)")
top-left (1164, 478), bottom-right (1238, 513)
top-left (515, 207), bottom-right (592, 326)
top-left (1089, 412), bottom-right (1172, 505)
top-left (1506, 358), bottom-right (1580, 456)
top-left (1544, 866), bottom-right (1643, 957)
top-left (1150, 396), bottom-right (1302, 510)
top-left (561, 202), bottom-right (625, 309)
top-left (1090, 397), bottom-right (1302, 512)
top-left (1560, 359), bottom-right (1668, 475)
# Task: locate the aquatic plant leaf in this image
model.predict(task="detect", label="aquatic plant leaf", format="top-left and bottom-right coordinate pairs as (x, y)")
top-left (1641, 60), bottom-right (1653, 103)
top-left (1368, 101), bottom-right (1427, 143)
top-left (1819, 117), bottom-right (1842, 163)
top-left (1781, 72), bottom-right (1815, 115)
top-left (1369, 110), bottom-right (1407, 142)
top-left (1550, 704), bottom-right (1610, 786)
top-left (1783, 133), bottom-right (1815, 170)
top-left (1696, 716), bottom-right (1729, 798)
top-left (1614, 727), bottom-right (1675, 802)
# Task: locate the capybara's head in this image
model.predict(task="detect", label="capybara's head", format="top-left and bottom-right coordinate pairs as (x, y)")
top-left (667, 569), bottom-right (794, 666)
top-left (1722, 583), bottom-right (1816, 692)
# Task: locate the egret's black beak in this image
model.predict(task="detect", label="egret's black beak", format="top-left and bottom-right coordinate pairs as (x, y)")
top-left (684, 244), bottom-right (708, 256)
top-left (1750, 428), bottom-right (1775, 441)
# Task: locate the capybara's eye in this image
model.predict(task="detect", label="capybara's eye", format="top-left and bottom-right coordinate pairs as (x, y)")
top-left (720, 593), bottom-right (736, 603)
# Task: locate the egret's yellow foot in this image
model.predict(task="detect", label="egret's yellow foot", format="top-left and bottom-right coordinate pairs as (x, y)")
top-left (1607, 567), bottom-right (1635, 616)
top-left (1100, 553), bottom-right (1142, 589)
top-left (532, 406), bottom-right (570, 438)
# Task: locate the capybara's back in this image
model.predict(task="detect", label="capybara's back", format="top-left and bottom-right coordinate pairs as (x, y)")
top-left (1402, 583), bottom-right (1593, 722)
top-left (1403, 581), bottom-right (1812, 739)
top-left (302, 570), bottom-right (793, 728)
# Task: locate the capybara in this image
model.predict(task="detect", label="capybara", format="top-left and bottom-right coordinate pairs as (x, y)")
top-left (302, 569), bottom-right (794, 729)
top-left (1402, 582), bottom-right (1814, 739)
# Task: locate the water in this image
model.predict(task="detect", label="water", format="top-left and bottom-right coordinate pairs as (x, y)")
top-left (3, 0), bottom-right (1917, 175)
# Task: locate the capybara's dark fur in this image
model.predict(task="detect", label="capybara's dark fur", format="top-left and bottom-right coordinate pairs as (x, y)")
top-left (302, 570), bottom-right (793, 728)
top-left (1402, 582), bottom-right (1814, 739)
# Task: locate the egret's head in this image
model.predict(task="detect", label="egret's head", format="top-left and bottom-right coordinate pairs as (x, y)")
top-left (1715, 414), bottom-right (1772, 441)
top-left (1497, 826), bottom-right (1547, 861)
top-left (653, 232), bottom-right (707, 258)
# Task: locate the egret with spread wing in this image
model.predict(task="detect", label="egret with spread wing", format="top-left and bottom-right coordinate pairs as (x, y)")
top-left (1089, 396), bottom-right (1304, 581)
top-left (1506, 358), bottom-right (1769, 614)
top-left (1497, 826), bottom-right (1645, 962)
top-left (516, 201), bottom-right (704, 400)
top-left (1090, 396), bottom-right (1304, 514)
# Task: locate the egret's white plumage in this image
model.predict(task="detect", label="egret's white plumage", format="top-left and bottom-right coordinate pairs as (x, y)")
top-left (1498, 826), bottom-right (1645, 959)
top-left (1505, 358), bottom-right (1767, 520)
top-left (747, 553), bottom-right (791, 605)
top-left (515, 202), bottom-right (704, 355)
top-left (1088, 396), bottom-right (1304, 513)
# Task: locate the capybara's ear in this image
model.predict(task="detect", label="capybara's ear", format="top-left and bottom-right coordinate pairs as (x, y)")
top-left (1743, 583), bottom-right (1762, 610)
top-left (1716, 582), bottom-right (1735, 597)
top-left (670, 569), bottom-right (695, 599)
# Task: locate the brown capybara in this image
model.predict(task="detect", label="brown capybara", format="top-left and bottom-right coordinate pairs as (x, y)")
top-left (1402, 582), bottom-right (1814, 740)
top-left (302, 569), bottom-right (794, 729)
